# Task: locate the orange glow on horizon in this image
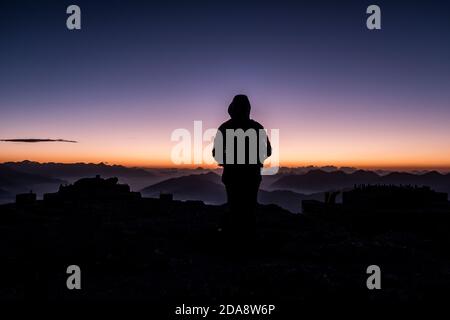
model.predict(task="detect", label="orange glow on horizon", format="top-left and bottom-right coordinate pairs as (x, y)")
top-left (1, 128), bottom-right (449, 171)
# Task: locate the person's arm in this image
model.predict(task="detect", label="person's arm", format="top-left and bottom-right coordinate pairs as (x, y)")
top-left (258, 123), bottom-right (272, 162)
top-left (212, 127), bottom-right (225, 166)
top-left (266, 133), bottom-right (272, 158)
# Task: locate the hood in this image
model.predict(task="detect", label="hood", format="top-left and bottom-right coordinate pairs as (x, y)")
top-left (228, 95), bottom-right (251, 120)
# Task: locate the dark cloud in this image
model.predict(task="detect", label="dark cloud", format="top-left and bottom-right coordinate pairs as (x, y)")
top-left (1, 139), bottom-right (77, 143)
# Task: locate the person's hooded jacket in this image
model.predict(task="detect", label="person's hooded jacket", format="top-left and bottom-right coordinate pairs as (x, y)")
top-left (213, 95), bottom-right (272, 169)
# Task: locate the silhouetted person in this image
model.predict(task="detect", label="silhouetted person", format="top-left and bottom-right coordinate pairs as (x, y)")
top-left (213, 95), bottom-right (271, 236)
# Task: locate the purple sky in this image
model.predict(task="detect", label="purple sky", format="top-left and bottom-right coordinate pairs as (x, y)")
top-left (1, 0), bottom-right (450, 168)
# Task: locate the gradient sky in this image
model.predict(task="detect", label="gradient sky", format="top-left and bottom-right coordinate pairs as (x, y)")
top-left (1, 0), bottom-right (450, 169)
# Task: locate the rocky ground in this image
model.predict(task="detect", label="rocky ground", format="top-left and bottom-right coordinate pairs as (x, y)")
top-left (1, 197), bottom-right (450, 310)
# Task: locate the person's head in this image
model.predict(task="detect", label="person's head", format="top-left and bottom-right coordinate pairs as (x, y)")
top-left (228, 94), bottom-right (251, 120)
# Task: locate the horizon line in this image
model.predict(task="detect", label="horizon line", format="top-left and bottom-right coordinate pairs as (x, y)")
top-left (1, 159), bottom-right (450, 172)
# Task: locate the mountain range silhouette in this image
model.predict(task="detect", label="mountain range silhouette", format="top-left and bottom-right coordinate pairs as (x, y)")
top-left (2, 161), bottom-right (450, 210)
top-left (2, 160), bottom-right (156, 179)
top-left (141, 172), bottom-right (323, 212)
top-left (272, 169), bottom-right (450, 195)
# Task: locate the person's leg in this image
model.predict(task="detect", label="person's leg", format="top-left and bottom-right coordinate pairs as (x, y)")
top-left (222, 169), bottom-right (261, 250)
